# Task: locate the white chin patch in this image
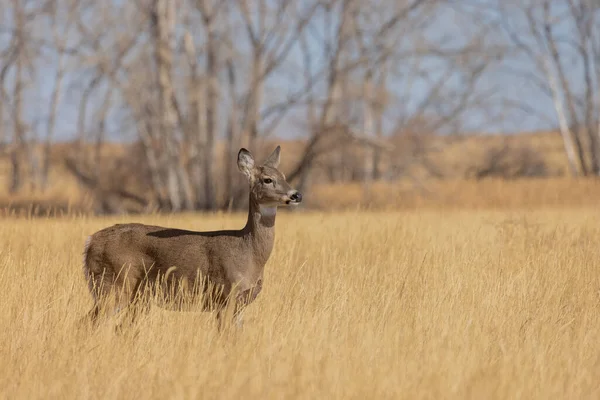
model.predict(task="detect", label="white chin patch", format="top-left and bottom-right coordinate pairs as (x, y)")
top-left (259, 206), bottom-right (277, 217)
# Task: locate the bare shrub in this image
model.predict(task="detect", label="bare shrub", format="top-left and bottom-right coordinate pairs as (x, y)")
top-left (467, 143), bottom-right (551, 180)
top-left (64, 142), bottom-right (153, 214)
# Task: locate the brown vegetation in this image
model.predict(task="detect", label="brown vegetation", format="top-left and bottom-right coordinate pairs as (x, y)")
top-left (0, 130), bottom-right (594, 216)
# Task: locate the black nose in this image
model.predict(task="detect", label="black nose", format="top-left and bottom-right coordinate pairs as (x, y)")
top-left (290, 192), bottom-right (302, 202)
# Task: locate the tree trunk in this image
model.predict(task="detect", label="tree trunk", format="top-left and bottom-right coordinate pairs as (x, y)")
top-left (542, 3), bottom-right (586, 175)
top-left (540, 56), bottom-right (580, 177)
top-left (373, 65), bottom-right (388, 180)
top-left (183, 30), bottom-right (207, 210)
top-left (579, 23), bottom-right (599, 174)
top-left (153, 0), bottom-right (184, 210)
top-left (362, 69), bottom-right (374, 200)
top-left (10, 31), bottom-right (25, 194)
top-left (203, 11), bottom-right (219, 210)
top-left (247, 53), bottom-right (263, 152)
top-left (224, 58), bottom-right (242, 210)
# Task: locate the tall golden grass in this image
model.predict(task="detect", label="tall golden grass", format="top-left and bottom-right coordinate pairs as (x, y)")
top-left (2, 208), bottom-right (600, 398)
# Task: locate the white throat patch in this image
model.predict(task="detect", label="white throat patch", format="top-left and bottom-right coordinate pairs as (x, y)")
top-left (259, 206), bottom-right (277, 218)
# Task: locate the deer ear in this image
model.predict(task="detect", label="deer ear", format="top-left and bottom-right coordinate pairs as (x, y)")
top-left (237, 148), bottom-right (255, 178)
top-left (263, 145), bottom-right (281, 168)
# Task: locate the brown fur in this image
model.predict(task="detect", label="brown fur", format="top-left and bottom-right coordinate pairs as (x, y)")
top-left (81, 146), bottom-right (301, 330)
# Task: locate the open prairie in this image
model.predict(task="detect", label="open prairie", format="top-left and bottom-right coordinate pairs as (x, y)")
top-left (1, 208), bottom-right (600, 399)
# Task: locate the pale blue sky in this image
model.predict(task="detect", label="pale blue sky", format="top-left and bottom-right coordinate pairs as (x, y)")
top-left (2, 1), bottom-right (582, 144)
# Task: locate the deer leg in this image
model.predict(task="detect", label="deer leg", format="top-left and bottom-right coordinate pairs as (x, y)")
top-left (215, 308), bottom-right (245, 337)
top-left (230, 283), bottom-right (260, 331)
top-left (87, 304), bottom-right (100, 323)
top-left (78, 270), bottom-right (115, 330)
top-left (114, 302), bottom-right (151, 336)
top-left (215, 301), bottom-right (243, 333)
top-left (215, 283), bottom-right (256, 333)
top-left (117, 298), bottom-right (151, 325)
top-left (77, 304), bottom-right (100, 330)
top-left (114, 279), bottom-right (151, 334)
top-left (233, 307), bottom-right (245, 330)
top-left (216, 310), bottom-right (223, 332)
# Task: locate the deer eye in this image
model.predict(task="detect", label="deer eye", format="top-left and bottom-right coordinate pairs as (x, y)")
top-left (263, 178), bottom-right (273, 184)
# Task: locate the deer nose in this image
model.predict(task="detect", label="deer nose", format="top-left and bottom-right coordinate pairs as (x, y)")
top-left (290, 191), bottom-right (302, 202)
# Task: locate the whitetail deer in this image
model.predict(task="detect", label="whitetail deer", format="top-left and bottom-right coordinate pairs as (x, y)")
top-left (81, 146), bottom-right (301, 330)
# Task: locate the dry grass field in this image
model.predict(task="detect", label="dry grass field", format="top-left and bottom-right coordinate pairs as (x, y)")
top-left (2, 208), bottom-right (600, 399)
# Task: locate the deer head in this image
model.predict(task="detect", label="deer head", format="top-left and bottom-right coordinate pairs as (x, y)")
top-left (237, 146), bottom-right (302, 207)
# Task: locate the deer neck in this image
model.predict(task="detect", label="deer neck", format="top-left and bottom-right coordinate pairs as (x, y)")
top-left (244, 195), bottom-right (276, 268)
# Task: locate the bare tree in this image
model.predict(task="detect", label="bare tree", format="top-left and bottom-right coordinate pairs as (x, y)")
top-left (0, 0), bottom-right (515, 213)
top-left (4, 0), bottom-right (30, 193)
top-left (495, 0), bottom-right (600, 176)
top-left (152, 0), bottom-right (188, 211)
top-left (288, 0), bottom-right (503, 189)
top-left (215, 0), bottom-right (320, 208)
top-left (42, 0), bottom-right (78, 191)
top-left (196, 0), bottom-right (222, 210)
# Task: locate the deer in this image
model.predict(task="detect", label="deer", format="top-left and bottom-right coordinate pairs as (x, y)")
top-left (80, 146), bottom-right (302, 331)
